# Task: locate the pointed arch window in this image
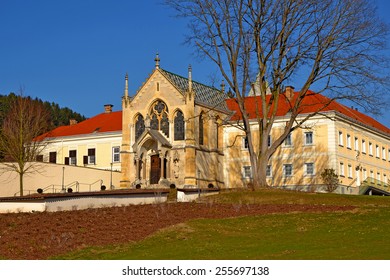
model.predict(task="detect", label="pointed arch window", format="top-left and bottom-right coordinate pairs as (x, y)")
top-left (174, 110), bottom-right (185, 140)
top-left (150, 100), bottom-right (169, 137)
top-left (199, 113), bottom-right (204, 145)
top-left (135, 114), bottom-right (145, 141)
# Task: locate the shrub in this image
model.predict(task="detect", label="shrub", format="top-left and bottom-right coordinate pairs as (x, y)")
top-left (321, 168), bottom-right (339, 193)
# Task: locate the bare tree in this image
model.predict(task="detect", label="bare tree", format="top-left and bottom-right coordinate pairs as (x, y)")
top-left (0, 94), bottom-right (51, 196)
top-left (167, 0), bottom-right (389, 188)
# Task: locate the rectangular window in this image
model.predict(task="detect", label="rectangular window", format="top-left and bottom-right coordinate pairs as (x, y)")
top-left (339, 162), bottom-right (345, 176)
top-left (243, 166), bottom-right (252, 178)
top-left (346, 134), bottom-right (351, 149)
top-left (304, 132), bottom-right (313, 145)
top-left (363, 168), bottom-right (367, 180)
top-left (112, 146), bottom-right (120, 163)
top-left (88, 148), bottom-right (96, 165)
top-left (370, 170), bottom-right (374, 182)
top-left (283, 164), bottom-right (293, 177)
top-left (49, 152), bottom-right (57, 163)
top-left (384, 174), bottom-right (387, 185)
top-left (362, 139), bottom-right (366, 154)
top-left (266, 165), bottom-right (272, 177)
top-left (243, 137), bottom-right (249, 149)
top-left (354, 137), bottom-right (359, 151)
top-left (369, 142), bottom-right (373, 156)
top-left (382, 147), bottom-right (386, 160)
top-left (377, 172), bottom-right (381, 183)
top-left (69, 150), bottom-right (77, 165)
top-left (305, 163), bottom-right (314, 176)
top-left (284, 133), bottom-right (292, 146)
top-left (376, 145), bottom-right (380, 158)
top-left (348, 164), bottom-right (353, 178)
top-left (339, 131), bottom-right (343, 146)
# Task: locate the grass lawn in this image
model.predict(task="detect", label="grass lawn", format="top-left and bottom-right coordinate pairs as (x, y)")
top-left (55, 189), bottom-right (390, 260)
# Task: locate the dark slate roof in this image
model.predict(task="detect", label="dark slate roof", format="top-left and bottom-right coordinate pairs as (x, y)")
top-left (159, 68), bottom-right (230, 112)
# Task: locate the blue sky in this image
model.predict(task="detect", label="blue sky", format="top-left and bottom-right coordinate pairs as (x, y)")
top-left (1, 0), bottom-right (390, 127)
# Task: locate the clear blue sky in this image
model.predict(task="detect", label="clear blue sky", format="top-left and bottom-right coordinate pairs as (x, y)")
top-left (1, 0), bottom-right (389, 126)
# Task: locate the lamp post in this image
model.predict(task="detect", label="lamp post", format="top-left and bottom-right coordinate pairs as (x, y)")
top-left (110, 162), bottom-right (113, 190)
top-left (198, 169), bottom-right (201, 198)
top-left (62, 166), bottom-right (65, 192)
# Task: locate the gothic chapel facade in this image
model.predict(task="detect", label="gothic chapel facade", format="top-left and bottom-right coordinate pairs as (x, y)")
top-left (120, 55), bottom-right (230, 189)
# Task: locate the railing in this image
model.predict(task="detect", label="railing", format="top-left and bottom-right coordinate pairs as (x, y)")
top-left (42, 184), bottom-right (63, 193)
top-left (13, 189), bottom-right (35, 196)
top-left (78, 179), bottom-right (103, 192)
top-left (359, 177), bottom-right (390, 195)
top-left (65, 181), bottom-right (80, 192)
top-left (13, 179), bottom-right (103, 196)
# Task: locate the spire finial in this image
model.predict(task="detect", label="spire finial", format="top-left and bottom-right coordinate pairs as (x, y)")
top-left (188, 64), bottom-right (192, 92)
top-left (220, 80), bottom-right (225, 93)
top-left (155, 53), bottom-right (160, 69)
top-left (124, 73), bottom-right (129, 98)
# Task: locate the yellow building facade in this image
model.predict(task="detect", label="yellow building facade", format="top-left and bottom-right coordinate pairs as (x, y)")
top-left (38, 57), bottom-right (390, 195)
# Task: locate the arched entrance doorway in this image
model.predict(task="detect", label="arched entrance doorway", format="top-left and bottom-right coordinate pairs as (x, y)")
top-left (150, 154), bottom-right (161, 184)
top-left (132, 129), bottom-right (172, 187)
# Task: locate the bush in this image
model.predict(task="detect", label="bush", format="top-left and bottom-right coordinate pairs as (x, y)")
top-left (321, 168), bottom-right (339, 193)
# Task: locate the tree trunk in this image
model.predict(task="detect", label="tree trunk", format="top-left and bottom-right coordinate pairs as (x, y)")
top-left (19, 172), bottom-right (24, 197)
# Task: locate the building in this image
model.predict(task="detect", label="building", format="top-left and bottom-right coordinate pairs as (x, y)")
top-left (38, 56), bottom-right (390, 195)
top-left (41, 104), bottom-right (122, 172)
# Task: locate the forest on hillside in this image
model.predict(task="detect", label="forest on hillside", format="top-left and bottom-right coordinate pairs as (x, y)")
top-left (0, 93), bottom-right (86, 130)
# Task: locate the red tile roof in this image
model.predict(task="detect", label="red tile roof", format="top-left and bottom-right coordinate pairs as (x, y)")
top-left (40, 91), bottom-right (389, 140)
top-left (41, 111), bottom-right (122, 139)
top-left (226, 91), bottom-right (390, 135)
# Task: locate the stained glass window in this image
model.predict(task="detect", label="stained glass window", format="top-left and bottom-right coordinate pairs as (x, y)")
top-left (149, 100), bottom-right (169, 137)
top-left (174, 111), bottom-right (185, 140)
top-left (135, 114), bottom-right (145, 141)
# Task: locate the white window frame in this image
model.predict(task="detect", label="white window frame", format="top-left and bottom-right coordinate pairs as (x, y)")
top-left (382, 147), bottom-right (386, 160)
top-left (243, 166), bottom-right (252, 178)
top-left (348, 164), bottom-right (353, 178)
top-left (339, 131), bottom-right (344, 146)
top-left (305, 162), bottom-right (315, 176)
top-left (266, 165), bottom-right (272, 177)
top-left (242, 137), bottom-right (249, 149)
top-left (362, 139), bottom-right (366, 154)
top-left (369, 142), bottom-right (373, 156)
top-left (346, 134), bottom-right (351, 149)
top-left (283, 164), bottom-right (293, 177)
top-left (86, 148), bottom-right (96, 165)
top-left (376, 145), bottom-right (380, 158)
top-left (284, 133), bottom-right (292, 147)
top-left (339, 162), bottom-right (345, 176)
top-left (69, 149), bottom-right (77, 166)
top-left (304, 132), bottom-right (313, 145)
top-left (354, 137), bottom-right (359, 151)
top-left (112, 146), bottom-right (121, 163)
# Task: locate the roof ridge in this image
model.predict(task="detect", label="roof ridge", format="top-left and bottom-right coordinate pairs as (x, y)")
top-left (160, 68), bottom-right (220, 91)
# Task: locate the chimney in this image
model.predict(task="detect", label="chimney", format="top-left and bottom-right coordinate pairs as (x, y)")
top-left (285, 86), bottom-right (295, 100)
top-left (69, 119), bottom-right (78, 126)
top-left (104, 104), bottom-right (113, 113)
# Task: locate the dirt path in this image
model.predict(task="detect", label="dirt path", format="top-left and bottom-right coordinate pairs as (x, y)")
top-left (0, 202), bottom-right (354, 259)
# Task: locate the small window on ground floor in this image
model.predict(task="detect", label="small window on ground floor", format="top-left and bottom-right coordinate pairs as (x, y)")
top-left (243, 166), bottom-right (252, 178)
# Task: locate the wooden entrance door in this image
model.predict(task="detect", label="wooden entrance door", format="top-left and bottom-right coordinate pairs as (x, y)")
top-left (150, 154), bottom-right (161, 184)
